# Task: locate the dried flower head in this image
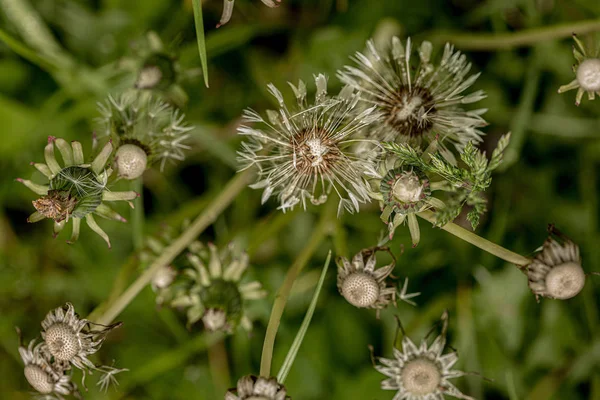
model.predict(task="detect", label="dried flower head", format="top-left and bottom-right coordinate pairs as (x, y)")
top-left (225, 375), bottom-right (289, 400)
top-left (337, 246), bottom-right (419, 314)
top-left (40, 303), bottom-right (123, 385)
top-left (338, 37), bottom-right (487, 152)
top-left (527, 226), bottom-right (586, 301)
top-left (238, 74), bottom-right (380, 214)
top-left (170, 242), bottom-right (266, 333)
top-left (19, 339), bottom-right (78, 399)
top-left (376, 311), bottom-right (475, 400)
top-left (558, 34), bottom-right (600, 105)
top-left (18, 137), bottom-right (138, 247)
top-left (96, 91), bottom-right (192, 177)
top-left (218, 0), bottom-right (281, 28)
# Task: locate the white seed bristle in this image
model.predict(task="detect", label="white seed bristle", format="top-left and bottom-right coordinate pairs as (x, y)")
top-left (401, 358), bottom-right (441, 395)
top-left (576, 58), bottom-right (600, 92)
top-left (341, 272), bottom-right (380, 308)
top-left (115, 144), bottom-right (148, 180)
top-left (545, 262), bottom-right (586, 300)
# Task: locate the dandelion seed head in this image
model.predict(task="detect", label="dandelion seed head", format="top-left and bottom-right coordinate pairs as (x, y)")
top-left (341, 272), bottom-right (380, 308)
top-left (226, 375), bottom-right (289, 400)
top-left (401, 358), bottom-right (441, 395)
top-left (44, 323), bottom-right (81, 362)
top-left (544, 261), bottom-right (586, 300)
top-left (24, 365), bottom-right (54, 394)
top-left (19, 340), bottom-right (77, 397)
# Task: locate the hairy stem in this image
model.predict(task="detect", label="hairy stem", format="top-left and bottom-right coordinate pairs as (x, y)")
top-left (417, 210), bottom-right (530, 267)
top-left (259, 202), bottom-right (335, 377)
top-left (93, 170), bottom-right (253, 325)
top-left (427, 18), bottom-right (600, 50)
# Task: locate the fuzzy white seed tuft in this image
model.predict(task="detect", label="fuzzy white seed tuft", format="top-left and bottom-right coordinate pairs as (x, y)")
top-left (202, 308), bottom-right (227, 332)
top-left (341, 272), bottom-right (380, 308)
top-left (545, 262), bottom-right (586, 300)
top-left (401, 358), bottom-right (441, 396)
top-left (576, 58), bottom-right (600, 92)
top-left (115, 144), bottom-right (148, 180)
top-left (392, 174), bottom-right (423, 203)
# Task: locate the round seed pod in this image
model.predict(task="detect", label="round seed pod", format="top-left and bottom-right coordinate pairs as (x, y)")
top-left (115, 144), bottom-right (148, 180)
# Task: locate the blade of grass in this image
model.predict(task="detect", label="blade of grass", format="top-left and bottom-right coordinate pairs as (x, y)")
top-left (277, 250), bottom-right (331, 384)
top-left (192, 0), bottom-right (210, 88)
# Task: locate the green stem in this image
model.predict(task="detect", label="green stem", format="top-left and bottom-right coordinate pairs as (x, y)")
top-left (132, 178), bottom-right (145, 251)
top-left (427, 18), bottom-right (600, 50)
top-left (259, 202), bottom-right (335, 377)
top-left (417, 210), bottom-right (530, 267)
top-left (208, 339), bottom-right (231, 395)
top-left (93, 170), bottom-right (253, 325)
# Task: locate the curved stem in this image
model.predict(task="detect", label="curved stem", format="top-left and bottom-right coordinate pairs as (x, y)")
top-left (92, 170), bottom-right (253, 325)
top-left (427, 18), bottom-right (600, 50)
top-left (417, 210), bottom-right (530, 267)
top-left (259, 202), bottom-right (335, 377)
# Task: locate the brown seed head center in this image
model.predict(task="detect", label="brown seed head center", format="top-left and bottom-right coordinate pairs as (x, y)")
top-left (32, 190), bottom-right (77, 222)
top-left (385, 86), bottom-right (435, 137)
top-left (293, 129), bottom-right (340, 175)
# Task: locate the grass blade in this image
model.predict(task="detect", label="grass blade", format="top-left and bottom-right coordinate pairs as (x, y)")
top-left (191, 0), bottom-right (210, 88)
top-left (276, 250), bottom-right (332, 384)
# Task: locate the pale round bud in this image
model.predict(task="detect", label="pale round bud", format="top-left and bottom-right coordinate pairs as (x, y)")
top-left (341, 272), bottom-right (380, 308)
top-left (393, 174), bottom-right (424, 203)
top-left (135, 65), bottom-right (163, 90)
top-left (401, 358), bottom-right (441, 395)
top-left (152, 265), bottom-right (176, 289)
top-left (576, 58), bottom-right (600, 92)
top-left (545, 262), bottom-right (586, 300)
top-left (202, 308), bottom-right (227, 332)
top-left (115, 144), bottom-right (148, 180)
top-left (24, 365), bottom-right (54, 394)
top-left (44, 323), bottom-right (80, 361)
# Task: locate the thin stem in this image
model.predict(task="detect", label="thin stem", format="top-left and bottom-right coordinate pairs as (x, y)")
top-left (132, 178), bottom-right (145, 251)
top-left (259, 202), bottom-right (335, 377)
top-left (208, 339), bottom-right (231, 395)
top-left (417, 210), bottom-right (530, 267)
top-left (93, 170), bottom-right (253, 325)
top-left (426, 18), bottom-right (600, 50)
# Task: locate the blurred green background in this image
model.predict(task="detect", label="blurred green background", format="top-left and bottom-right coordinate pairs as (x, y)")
top-left (1, 0), bottom-right (600, 399)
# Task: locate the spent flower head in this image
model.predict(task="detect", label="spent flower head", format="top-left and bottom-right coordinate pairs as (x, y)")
top-left (40, 303), bottom-right (124, 387)
top-left (338, 37), bottom-right (487, 152)
top-left (19, 339), bottom-right (78, 399)
top-left (18, 137), bottom-right (138, 247)
top-left (225, 375), bottom-right (289, 400)
top-left (96, 90), bottom-right (192, 178)
top-left (238, 73), bottom-right (380, 215)
top-left (218, 0), bottom-right (281, 28)
top-left (375, 311), bottom-right (476, 400)
top-left (527, 226), bottom-right (589, 301)
top-left (337, 246), bottom-right (419, 315)
top-left (169, 242), bottom-right (266, 333)
top-left (558, 33), bottom-right (600, 105)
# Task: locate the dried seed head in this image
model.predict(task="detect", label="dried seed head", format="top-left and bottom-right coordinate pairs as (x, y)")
top-left (544, 261), bottom-right (586, 300)
top-left (576, 58), bottom-right (600, 92)
top-left (226, 375), bottom-right (289, 400)
top-left (401, 358), bottom-right (441, 395)
top-left (24, 365), bottom-right (54, 394)
top-left (115, 144), bottom-right (148, 179)
top-left (341, 272), bottom-right (380, 308)
top-left (44, 322), bottom-right (81, 362)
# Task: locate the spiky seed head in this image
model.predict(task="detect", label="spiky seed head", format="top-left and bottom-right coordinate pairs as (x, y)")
top-left (401, 358), bottom-right (442, 396)
top-left (24, 365), bottom-right (54, 394)
top-left (44, 323), bottom-right (81, 362)
top-left (341, 272), bottom-right (380, 308)
top-left (576, 58), bottom-right (600, 92)
top-left (115, 144), bottom-right (148, 180)
top-left (202, 308), bottom-right (228, 332)
top-left (544, 261), bottom-right (586, 300)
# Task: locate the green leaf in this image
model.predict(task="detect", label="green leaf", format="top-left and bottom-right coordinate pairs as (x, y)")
top-left (276, 250), bottom-right (332, 384)
top-left (191, 0), bottom-right (209, 88)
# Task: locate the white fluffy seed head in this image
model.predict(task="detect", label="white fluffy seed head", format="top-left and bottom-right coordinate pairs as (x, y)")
top-left (401, 358), bottom-right (441, 396)
top-left (24, 365), bottom-right (54, 394)
top-left (392, 174), bottom-right (423, 203)
top-left (576, 58), bottom-right (600, 92)
top-left (545, 262), bottom-right (586, 300)
top-left (341, 272), bottom-right (380, 308)
top-left (115, 144), bottom-right (148, 180)
top-left (45, 323), bottom-right (80, 361)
